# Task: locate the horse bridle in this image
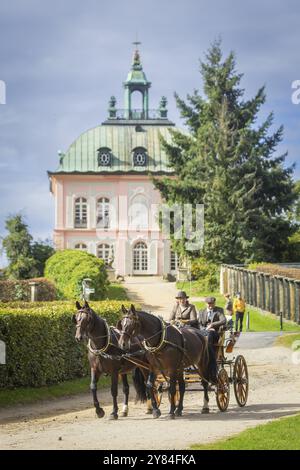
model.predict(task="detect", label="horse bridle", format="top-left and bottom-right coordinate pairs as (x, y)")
top-left (121, 313), bottom-right (167, 354)
top-left (76, 308), bottom-right (112, 355)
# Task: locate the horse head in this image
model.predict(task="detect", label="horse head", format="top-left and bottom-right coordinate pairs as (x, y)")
top-left (73, 300), bottom-right (95, 342)
top-left (118, 304), bottom-right (140, 351)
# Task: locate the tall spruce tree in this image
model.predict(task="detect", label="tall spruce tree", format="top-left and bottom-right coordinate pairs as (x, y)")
top-left (154, 40), bottom-right (296, 263)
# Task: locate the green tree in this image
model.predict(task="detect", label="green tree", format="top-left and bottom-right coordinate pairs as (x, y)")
top-left (154, 40), bottom-right (296, 264)
top-left (1, 214), bottom-right (38, 279)
top-left (31, 239), bottom-right (55, 277)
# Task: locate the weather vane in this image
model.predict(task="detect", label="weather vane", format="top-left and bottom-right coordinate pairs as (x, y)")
top-left (133, 33), bottom-right (141, 49)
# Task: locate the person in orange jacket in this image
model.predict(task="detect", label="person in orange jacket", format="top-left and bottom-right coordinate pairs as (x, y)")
top-left (233, 292), bottom-right (246, 332)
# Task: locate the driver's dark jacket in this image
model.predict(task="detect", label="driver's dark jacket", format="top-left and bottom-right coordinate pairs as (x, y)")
top-left (198, 307), bottom-right (226, 333)
top-left (169, 302), bottom-right (198, 327)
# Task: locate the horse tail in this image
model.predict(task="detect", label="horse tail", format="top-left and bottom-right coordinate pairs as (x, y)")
top-left (132, 367), bottom-right (147, 403)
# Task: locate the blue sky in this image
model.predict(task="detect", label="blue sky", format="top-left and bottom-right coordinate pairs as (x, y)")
top-left (0, 0), bottom-right (300, 266)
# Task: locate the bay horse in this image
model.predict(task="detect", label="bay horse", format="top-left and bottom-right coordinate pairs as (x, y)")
top-left (118, 304), bottom-right (217, 419)
top-left (73, 301), bottom-right (149, 420)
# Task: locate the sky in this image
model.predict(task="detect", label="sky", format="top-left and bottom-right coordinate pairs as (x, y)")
top-left (0, 0), bottom-right (300, 266)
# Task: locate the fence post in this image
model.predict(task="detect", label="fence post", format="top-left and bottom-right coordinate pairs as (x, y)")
top-left (246, 311), bottom-right (250, 331)
top-left (280, 311), bottom-right (283, 331)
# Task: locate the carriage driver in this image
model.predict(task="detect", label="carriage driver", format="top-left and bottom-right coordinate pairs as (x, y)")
top-left (169, 291), bottom-right (199, 328)
top-left (198, 296), bottom-right (226, 345)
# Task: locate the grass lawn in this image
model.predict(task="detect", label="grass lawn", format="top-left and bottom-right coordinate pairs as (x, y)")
top-left (177, 282), bottom-right (300, 333)
top-left (0, 375), bottom-right (112, 408)
top-left (190, 413), bottom-right (300, 450)
top-left (275, 333), bottom-right (300, 348)
top-left (106, 283), bottom-right (128, 300)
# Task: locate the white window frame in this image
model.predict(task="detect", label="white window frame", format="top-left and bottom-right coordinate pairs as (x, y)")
top-left (96, 197), bottom-right (110, 229)
top-left (74, 197), bottom-right (88, 229)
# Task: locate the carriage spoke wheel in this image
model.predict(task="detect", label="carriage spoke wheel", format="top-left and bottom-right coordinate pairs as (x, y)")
top-left (216, 368), bottom-right (230, 412)
top-left (233, 355), bottom-right (249, 407)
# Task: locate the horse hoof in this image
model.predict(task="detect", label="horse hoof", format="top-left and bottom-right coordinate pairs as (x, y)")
top-left (175, 409), bottom-right (182, 417)
top-left (152, 409), bottom-right (161, 419)
top-left (146, 409), bottom-right (153, 415)
top-left (168, 413), bottom-right (176, 420)
top-left (120, 411), bottom-right (128, 417)
top-left (96, 408), bottom-right (105, 418)
top-left (201, 408), bottom-right (210, 414)
top-left (109, 413), bottom-right (118, 420)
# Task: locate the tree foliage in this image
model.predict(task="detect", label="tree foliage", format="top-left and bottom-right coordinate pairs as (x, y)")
top-left (1, 214), bottom-right (55, 279)
top-left (154, 40), bottom-right (296, 264)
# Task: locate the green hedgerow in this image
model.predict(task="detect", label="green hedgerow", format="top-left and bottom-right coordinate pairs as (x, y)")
top-left (44, 250), bottom-right (109, 300)
top-left (0, 300), bottom-right (132, 388)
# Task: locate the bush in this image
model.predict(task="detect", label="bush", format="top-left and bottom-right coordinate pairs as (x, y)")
top-left (190, 257), bottom-right (220, 291)
top-left (45, 250), bottom-right (109, 300)
top-left (0, 300), bottom-right (132, 388)
top-left (248, 263), bottom-right (300, 280)
top-left (0, 278), bottom-right (57, 302)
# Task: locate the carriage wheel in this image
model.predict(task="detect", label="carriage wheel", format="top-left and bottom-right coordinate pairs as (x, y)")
top-left (216, 368), bottom-right (230, 412)
top-left (233, 355), bottom-right (249, 407)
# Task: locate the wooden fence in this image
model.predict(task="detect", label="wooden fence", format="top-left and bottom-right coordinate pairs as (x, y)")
top-left (220, 264), bottom-right (300, 324)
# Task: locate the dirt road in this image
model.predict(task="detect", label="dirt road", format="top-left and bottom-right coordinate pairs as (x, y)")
top-left (1, 277), bottom-right (300, 450)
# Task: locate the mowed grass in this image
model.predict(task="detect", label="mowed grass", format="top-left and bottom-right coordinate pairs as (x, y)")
top-left (177, 282), bottom-right (300, 332)
top-left (276, 333), bottom-right (300, 348)
top-left (106, 283), bottom-right (128, 300)
top-left (0, 375), bottom-right (113, 408)
top-left (190, 414), bottom-right (300, 450)
top-left (0, 283), bottom-right (128, 408)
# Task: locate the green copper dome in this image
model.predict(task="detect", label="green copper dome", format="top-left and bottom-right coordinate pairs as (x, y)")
top-left (50, 123), bottom-right (180, 174)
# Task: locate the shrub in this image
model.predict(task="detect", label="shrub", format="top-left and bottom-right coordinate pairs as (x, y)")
top-left (190, 257), bottom-right (220, 291)
top-left (45, 250), bottom-right (109, 300)
top-left (0, 278), bottom-right (57, 302)
top-left (248, 263), bottom-right (300, 280)
top-left (0, 300), bottom-right (132, 388)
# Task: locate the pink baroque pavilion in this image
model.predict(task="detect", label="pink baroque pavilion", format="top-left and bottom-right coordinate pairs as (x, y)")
top-left (48, 48), bottom-right (180, 277)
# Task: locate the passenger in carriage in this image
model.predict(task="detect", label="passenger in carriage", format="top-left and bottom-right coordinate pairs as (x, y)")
top-left (169, 291), bottom-right (199, 328)
top-left (198, 297), bottom-right (226, 346)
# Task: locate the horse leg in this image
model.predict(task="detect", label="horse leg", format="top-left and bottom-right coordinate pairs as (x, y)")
top-left (201, 379), bottom-right (210, 414)
top-left (168, 375), bottom-right (177, 419)
top-left (175, 373), bottom-right (185, 417)
top-left (109, 372), bottom-right (119, 420)
top-left (146, 372), bottom-right (161, 419)
top-left (90, 368), bottom-right (105, 418)
top-left (120, 374), bottom-right (129, 417)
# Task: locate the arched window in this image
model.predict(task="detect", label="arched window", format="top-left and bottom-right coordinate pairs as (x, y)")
top-left (74, 197), bottom-right (87, 228)
top-left (96, 197), bottom-right (110, 228)
top-left (74, 243), bottom-right (87, 251)
top-left (133, 241), bottom-right (148, 272)
top-left (97, 243), bottom-right (113, 267)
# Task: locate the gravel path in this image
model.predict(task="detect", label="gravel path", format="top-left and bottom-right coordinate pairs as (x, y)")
top-left (1, 277), bottom-right (299, 450)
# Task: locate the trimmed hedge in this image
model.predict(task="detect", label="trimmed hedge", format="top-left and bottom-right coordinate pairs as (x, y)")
top-left (0, 278), bottom-right (57, 302)
top-left (248, 263), bottom-right (300, 280)
top-left (0, 300), bottom-right (131, 389)
top-left (45, 250), bottom-right (109, 300)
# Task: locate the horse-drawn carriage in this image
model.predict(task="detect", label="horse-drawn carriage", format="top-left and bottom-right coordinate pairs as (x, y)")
top-left (73, 301), bottom-right (249, 419)
top-left (153, 328), bottom-right (249, 412)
